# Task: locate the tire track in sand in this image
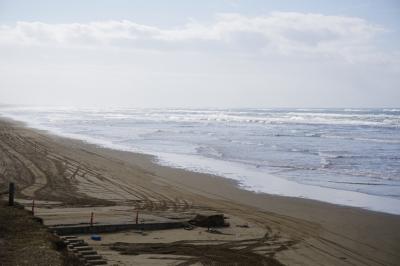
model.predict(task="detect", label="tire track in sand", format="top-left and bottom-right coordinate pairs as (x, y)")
top-left (0, 139), bottom-right (47, 197)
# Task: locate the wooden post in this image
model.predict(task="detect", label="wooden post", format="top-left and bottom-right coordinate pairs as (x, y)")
top-left (32, 199), bottom-right (35, 215)
top-left (90, 212), bottom-right (94, 227)
top-left (8, 182), bottom-right (15, 206)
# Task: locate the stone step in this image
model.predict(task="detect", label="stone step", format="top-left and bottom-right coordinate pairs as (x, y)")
top-left (78, 250), bottom-right (97, 256)
top-left (83, 255), bottom-right (102, 260)
top-left (61, 235), bottom-right (78, 240)
top-left (85, 259), bottom-right (107, 265)
top-left (65, 239), bottom-right (83, 244)
top-left (73, 246), bottom-right (93, 251)
top-left (68, 242), bottom-right (89, 248)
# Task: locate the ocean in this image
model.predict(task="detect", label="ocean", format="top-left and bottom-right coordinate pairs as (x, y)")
top-left (1, 107), bottom-right (400, 214)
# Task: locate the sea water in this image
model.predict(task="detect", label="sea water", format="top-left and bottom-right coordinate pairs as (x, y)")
top-left (1, 107), bottom-right (400, 214)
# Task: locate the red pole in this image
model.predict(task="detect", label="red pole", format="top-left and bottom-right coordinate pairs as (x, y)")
top-left (31, 199), bottom-right (35, 215)
top-left (90, 212), bottom-right (94, 227)
top-left (135, 210), bottom-right (139, 224)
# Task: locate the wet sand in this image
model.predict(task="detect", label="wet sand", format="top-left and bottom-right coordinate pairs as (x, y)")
top-left (0, 117), bottom-right (399, 265)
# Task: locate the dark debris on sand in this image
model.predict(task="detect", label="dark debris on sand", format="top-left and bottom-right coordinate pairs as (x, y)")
top-left (110, 232), bottom-right (295, 266)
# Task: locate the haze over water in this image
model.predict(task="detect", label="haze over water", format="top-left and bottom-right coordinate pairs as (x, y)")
top-left (2, 107), bottom-right (400, 214)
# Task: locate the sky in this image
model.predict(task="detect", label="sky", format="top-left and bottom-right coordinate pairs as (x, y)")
top-left (0, 0), bottom-right (399, 108)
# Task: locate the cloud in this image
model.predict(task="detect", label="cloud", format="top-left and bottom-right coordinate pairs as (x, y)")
top-left (0, 12), bottom-right (391, 63)
top-left (0, 12), bottom-right (399, 108)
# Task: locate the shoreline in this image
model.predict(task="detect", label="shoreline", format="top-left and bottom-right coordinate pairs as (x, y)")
top-left (1, 117), bottom-right (400, 265)
top-left (2, 114), bottom-right (400, 216)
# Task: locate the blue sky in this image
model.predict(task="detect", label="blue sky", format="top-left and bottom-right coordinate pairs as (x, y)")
top-left (0, 0), bottom-right (399, 107)
top-left (1, 0), bottom-right (399, 25)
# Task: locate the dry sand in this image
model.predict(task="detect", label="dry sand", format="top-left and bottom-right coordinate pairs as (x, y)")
top-left (0, 117), bottom-right (399, 266)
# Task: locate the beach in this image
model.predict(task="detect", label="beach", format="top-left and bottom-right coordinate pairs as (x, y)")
top-left (1, 117), bottom-right (399, 265)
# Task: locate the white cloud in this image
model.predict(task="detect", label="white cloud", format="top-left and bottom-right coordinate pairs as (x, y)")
top-left (1, 12), bottom-right (398, 108)
top-left (0, 12), bottom-right (388, 62)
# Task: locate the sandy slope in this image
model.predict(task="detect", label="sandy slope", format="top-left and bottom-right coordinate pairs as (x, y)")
top-left (0, 117), bottom-right (399, 266)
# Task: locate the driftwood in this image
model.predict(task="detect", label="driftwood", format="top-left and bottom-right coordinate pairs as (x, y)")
top-left (189, 214), bottom-right (229, 228)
